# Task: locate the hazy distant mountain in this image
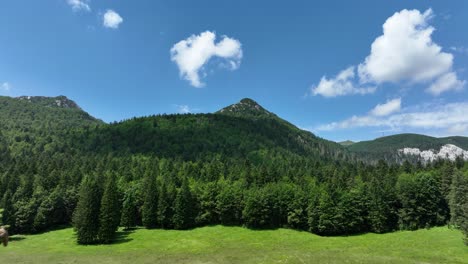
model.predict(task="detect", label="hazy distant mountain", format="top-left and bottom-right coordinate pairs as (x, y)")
top-left (347, 133), bottom-right (468, 163)
top-left (339, 140), bottom-right (355, 146)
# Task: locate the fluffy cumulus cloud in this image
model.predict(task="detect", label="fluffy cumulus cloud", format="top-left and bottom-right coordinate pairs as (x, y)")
top-left (427, 72), bottom-right (465, 95)
top-left (370, 98), bottom-right (401, 116)
top-left (103, 10), bottom-right (123, 29)
top-left (358, 9), bottom-right (453, 83)
top-left (311, 66), bottom-right (376, 97)
top-left (316, 100), bottom-right (468, 136)
top-left (67, 0), bottom-right (91, 12)
top-left (170, 31), bottom-right (243, 87)
top-left (311, 9), bottom-right (465, 97)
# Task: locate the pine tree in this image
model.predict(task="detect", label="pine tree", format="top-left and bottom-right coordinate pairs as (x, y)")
top-left (157, 181), bottom-right (173, 229)
top-left (173, 179), bottom-right (195, 230)
top-left (1, 190), bottom-right (15, 232)
top-left (141, 171), bottom-right (158, 229)
top-left (73, 174), bottom-right (102, 245)
top-left (98, 173), bottom-right (121, 243)
top-left (120, 186), bottom-right (138, 230)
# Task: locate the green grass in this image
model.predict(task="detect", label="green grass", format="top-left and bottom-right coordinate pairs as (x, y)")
top-left (2, 226), bottom-right (467, 264)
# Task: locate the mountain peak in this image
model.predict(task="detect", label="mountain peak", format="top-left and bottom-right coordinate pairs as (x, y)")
top-left (217, 98), bottom-right (274, 118)
top-left (16, 95), bottom-right (81, 110)
top-left (239, 98), bottom-right (259, 105)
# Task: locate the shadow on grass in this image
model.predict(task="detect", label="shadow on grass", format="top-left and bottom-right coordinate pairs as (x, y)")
top-left (112, 230), bottom-right (133, 245)
top-left (9, 235), bottom-right (26, 241)
top-left (69, 229), bottom-right (134, 246)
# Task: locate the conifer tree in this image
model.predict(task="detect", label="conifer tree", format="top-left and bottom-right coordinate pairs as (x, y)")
top-left (141, 171), bottom-right (158, 229)
top-left (73, 174), bottom-right (102, 245)
top-left (157, 181), bottom-right (173, 229)
top-left (98, 173), bottom-right (121, 243)
top-left (1, 190), bottom-right (15, 232)
top-left (120, 187), bottom-right (138, 230)
top-left (173, 179), bottom-right (195, 230)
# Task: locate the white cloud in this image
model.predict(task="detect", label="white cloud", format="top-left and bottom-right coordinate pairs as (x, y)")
top-left (177, 105), bottom-right (191, 114)
top-left (358, 9), bottom-right (454, 84)
top-left (170, 31), bottom-right (243, 87)
top-left (311, 66), bottom-right (376, 97)
top-left (315, 101), bottom-right (468, 136)
top-left (1, 82), bottom-right (11, 91)
top-left (67, 0), bottom-right (91, 12)
top-left (310, 9), bottom-right (465, 97)
top-left (103, 10), bottom-right (123, 29)
top-left (427, 72), bottom-right (465, 95)
top-left (370, 98), bottom-right (401, 116)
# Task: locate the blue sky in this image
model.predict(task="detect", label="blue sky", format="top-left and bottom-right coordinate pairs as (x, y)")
top-left (1, 0), bottom-right (467, 142)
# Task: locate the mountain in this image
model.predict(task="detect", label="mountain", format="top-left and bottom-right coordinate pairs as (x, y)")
top-left (347, 133), bottom-right (468, 163)
top-left (339, 140), bottom-right (355, 146)
top-left (3, 94), bottom-right (466, 165)
top-left (217, 98), bottom-right (276, 119)
top-left (76, 98), bottom-right (351, 162)
top-left (16, 95), bottom-right (82, 109)
top-left (0, 95), bottom-right (103, 157)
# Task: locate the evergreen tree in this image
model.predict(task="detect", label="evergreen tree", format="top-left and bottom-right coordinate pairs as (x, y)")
top-left (157, 181), bottom-right (174, 229)
top-left (14, 199), bottom-right (38, 234)
top-left (141, 171), bottom-right (158, 229)
top-left (367, 166), bottom-right (398, 233)
top-left (33, 188), bottom-right (66, 232)
top-left (120, 186), bottom-right (138, 230)
top-left (1, 190), bottom-right (15, 232)
top-left (173, 179), bottom-right (195, 230)
top-left (98, 173), bottom-right (121, 243)
top-left (196, 181), bottom-right (219, 225)
top-left (73, 174), bottom-right (102, 245)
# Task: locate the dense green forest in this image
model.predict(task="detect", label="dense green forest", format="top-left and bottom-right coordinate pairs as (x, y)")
top-left (0, 96), bottom-right (467, 246)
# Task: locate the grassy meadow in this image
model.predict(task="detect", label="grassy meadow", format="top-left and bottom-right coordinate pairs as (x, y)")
top-left (1, 226), bottom-right (467, 264)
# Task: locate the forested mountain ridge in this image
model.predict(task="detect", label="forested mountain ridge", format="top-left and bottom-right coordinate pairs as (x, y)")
top-left (347, 134), bottom-right (468, 163)
top-left (2, 95), bottom-right (466, 165)
top-left (0, 95), bottom-right (350, 162)
top-left (75, 98), bottom-right (352, 162)
top-left (0, 95), bottom-right (103, 157)
top-left (16, 95), bottom-right (83, 109)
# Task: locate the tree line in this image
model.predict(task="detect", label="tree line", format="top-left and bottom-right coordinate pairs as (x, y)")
top-left (1, 154), bottom-right (467, 245)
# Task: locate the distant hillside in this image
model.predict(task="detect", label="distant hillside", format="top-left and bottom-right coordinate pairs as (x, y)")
top-left (339, 140), bottom-right (355, 146)
top-left (0, 95), bottom-right (103, 157)
top-left (347, 133), bottom-right (468, 163)
top-left (78, 98), bottom-right (352, 162)
top-left (16, 95), bottom-right (82, 109)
